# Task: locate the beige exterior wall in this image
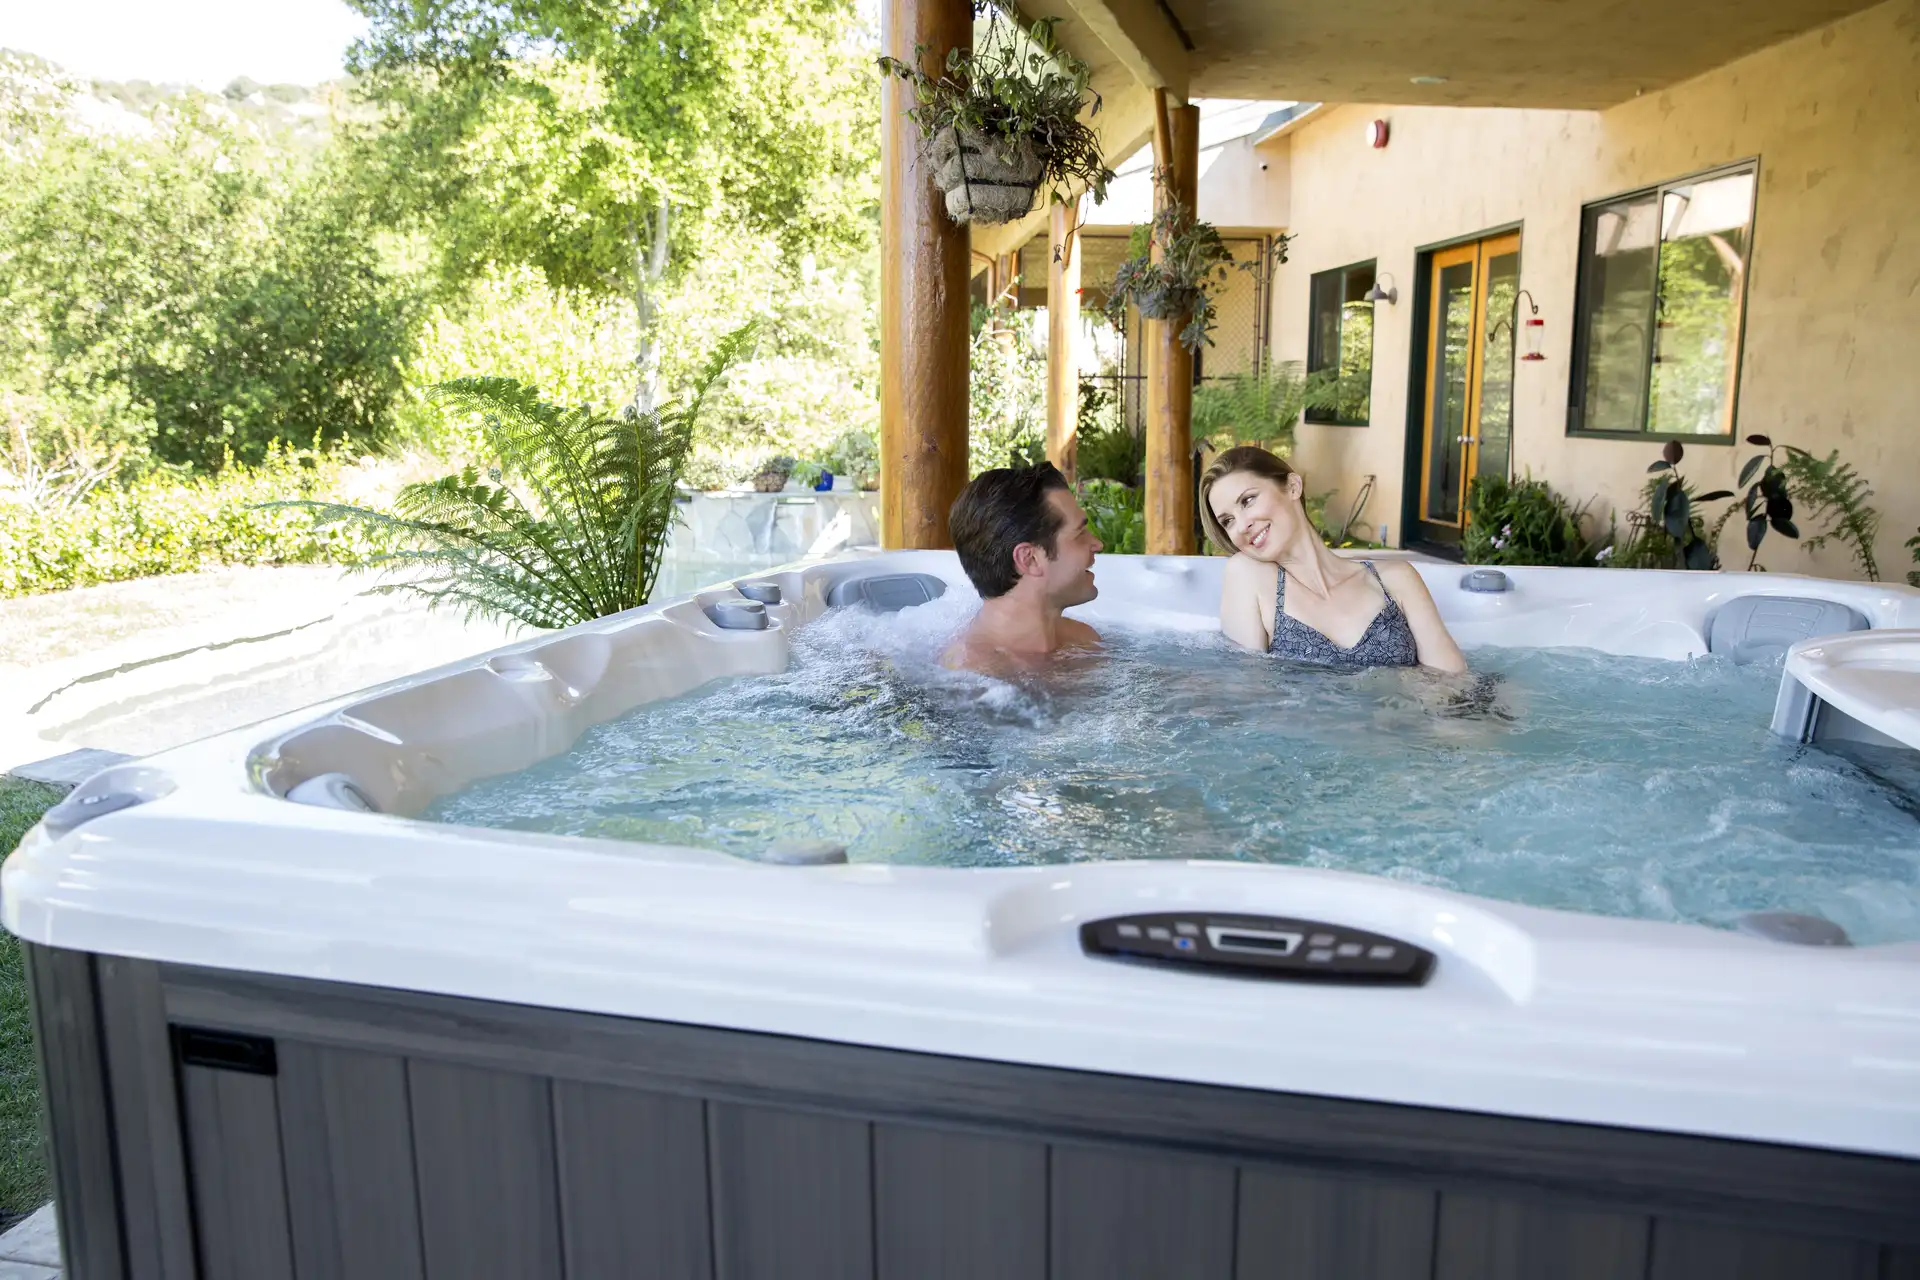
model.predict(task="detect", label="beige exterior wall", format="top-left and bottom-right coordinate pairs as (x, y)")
top-left (1267, 0), bottom-right (1919, 579)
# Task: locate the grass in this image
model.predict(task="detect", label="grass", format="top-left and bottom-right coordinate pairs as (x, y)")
top-left (0, 776), bottom-right (62, 1230)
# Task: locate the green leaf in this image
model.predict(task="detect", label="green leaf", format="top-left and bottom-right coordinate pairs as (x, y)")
top-left (1663, 488), bottom-right (1691, 541)
top-left (1737, 454), bottom-right (1765, 487)
top-left (1747, 515), bottom-right (1767, 551)
top-left (1745, 434), bottom-right (1771, 447)
top-left (1684, 539), bottom-right (1717, 571)
top-left (1771, 516), bottom-right (1800, 539)
top-left (1695, 490), bottom-right (1735, 502)
top-left (1646, 460), bottom-right (1672, 473)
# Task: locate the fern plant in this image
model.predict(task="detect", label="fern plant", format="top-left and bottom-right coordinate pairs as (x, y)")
top-left (1192, 362), bottom-right (1338, 454)
top-left (1781, 446), bottom-right (1881, 580)
top-left (273, 323), bottom-right (756, 630)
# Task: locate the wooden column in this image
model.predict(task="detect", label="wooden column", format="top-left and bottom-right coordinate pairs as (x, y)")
top-left (1145, 92), bottom-right (1200, 555)
top-left (1046, 200), bottom-right (1081, 483)
top-left (880, 0), bottom-right (971, 549)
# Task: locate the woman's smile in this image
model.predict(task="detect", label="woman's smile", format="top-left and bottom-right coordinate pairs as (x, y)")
top-left (1245, 522), bottom-right (1271, 551)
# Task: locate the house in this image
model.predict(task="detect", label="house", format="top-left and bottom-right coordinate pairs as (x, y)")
top-left (889, 0), bottom-right (1917, 580)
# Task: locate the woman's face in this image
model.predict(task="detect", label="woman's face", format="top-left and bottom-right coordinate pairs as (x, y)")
top-left (1208, 469), bottom-right (1303, 560)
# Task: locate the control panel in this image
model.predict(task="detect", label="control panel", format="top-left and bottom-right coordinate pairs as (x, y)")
top-left (1080, 912), bottom-right (1435, 985)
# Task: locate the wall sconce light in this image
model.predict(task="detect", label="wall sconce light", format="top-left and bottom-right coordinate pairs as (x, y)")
top-left (1516, 288), bottom-right (1545, 361)
top-left (1364, 272), bottom-right (1398, 306)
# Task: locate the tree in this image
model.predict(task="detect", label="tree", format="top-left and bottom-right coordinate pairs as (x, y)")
top-left (0, 100), bottom-right (419, 471)
top-left (344, 0), bottom-right (878, 412)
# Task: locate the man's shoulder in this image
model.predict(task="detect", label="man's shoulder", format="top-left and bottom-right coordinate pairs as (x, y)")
top-left (1059, 616), bottom-right (1101, 647)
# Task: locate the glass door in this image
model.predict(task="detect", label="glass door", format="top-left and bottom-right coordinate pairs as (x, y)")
top-left (1413, 232), bottom-right (1521, 545)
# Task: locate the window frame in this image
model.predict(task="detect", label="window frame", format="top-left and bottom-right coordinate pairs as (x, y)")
top-left (1565, 158), bottom-right (1760, 444)
top-left (1304, 258), bottom-right (1377, 427)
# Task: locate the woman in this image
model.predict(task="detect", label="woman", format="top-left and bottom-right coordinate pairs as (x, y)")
top-left (1200, 446), bottom-right (1467, 673)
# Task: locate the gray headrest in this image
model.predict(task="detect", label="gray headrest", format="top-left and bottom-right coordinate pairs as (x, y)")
top-left (1707, 595), bottom-right (1867, 665)
top-left (826, 572), bottom-right (948, 612)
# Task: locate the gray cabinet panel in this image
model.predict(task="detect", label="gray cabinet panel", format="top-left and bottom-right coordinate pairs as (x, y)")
top-left (1435, 1192), bottom-right (1650, 1280)
top-left (1884, 1246), bottom-right (1920, 1280)
top-left (1237, 1168), bottom-right (1437, 1279)
top-left (1051, 1145), bottom-right (1236, 1280)
top-left (23, 948), bottom-right (127, 1280)
top-left (179, 1065), bottom-right (296, 1280)
top-left (276, 1042), bottom-right (426, 1280)
top-left (1648, 1220), bottom-right (1881, 1279)
top-left (874, 1124), bottom-right (1046, 1280)
top-left (409, 1060), bottom-right (564, 1280)
top-left (553, 1081), bottom-right (713, 1280)
top-left (708, 1102), bottom-right (874, 1280)
top-left (96, 956), bottom-right (198, 1280)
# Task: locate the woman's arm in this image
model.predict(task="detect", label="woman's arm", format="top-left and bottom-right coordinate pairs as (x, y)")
top-left (1218, 554), bottom-right (1273, 652)
top-left (1378, 561), bottom-right (1467, 673)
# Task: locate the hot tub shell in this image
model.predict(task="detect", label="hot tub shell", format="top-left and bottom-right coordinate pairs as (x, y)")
top-left (8, 551), bottom-right (1920, 1279)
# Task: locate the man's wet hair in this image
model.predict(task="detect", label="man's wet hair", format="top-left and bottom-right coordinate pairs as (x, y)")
top-left (948, 461), bottom-right (1071, 598)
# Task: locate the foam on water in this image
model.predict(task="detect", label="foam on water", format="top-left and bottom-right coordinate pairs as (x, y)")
top-left (427, 598), bottom-right (1920, 943)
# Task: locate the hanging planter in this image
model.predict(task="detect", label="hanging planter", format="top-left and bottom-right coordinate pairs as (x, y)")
top-left (1106, 199), bottom-right (1288, 353)
top-left (930, 127), bottom-right (1044, 226)
top-left (878, 5), bottom-right (1113, 229)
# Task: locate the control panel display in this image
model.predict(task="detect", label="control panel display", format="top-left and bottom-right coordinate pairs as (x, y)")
top-left (1080, 912), bottom-right (1435, 985)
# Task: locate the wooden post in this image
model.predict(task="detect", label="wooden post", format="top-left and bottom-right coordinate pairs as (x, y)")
top-left (880, 0), bottom-right (971, 549)
top-left (1144, 92), bottom-right (1200, 555)
top-left (1046, 200), bottom-right (1081, 483)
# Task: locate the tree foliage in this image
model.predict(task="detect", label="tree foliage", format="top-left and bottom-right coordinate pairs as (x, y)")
top-left (0, 98), bottom-right (419, 471)
top-left (344, 0), bottom-right (878, 405)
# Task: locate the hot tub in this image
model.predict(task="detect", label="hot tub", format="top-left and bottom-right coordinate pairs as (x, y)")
top-left (8, 551), bottom-right (1920, 1280)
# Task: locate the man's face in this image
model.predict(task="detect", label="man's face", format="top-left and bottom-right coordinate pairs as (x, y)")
top-left (1026, 488), bottom-right (1102, 608)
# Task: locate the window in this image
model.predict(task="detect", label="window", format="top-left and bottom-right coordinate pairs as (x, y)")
top-left (1305, 261), bottom-right (1375, 425)
top-left (1568, 162), bottom-right (1757, 439)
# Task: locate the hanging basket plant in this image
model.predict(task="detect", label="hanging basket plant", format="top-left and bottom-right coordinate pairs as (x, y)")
top-left (1106, 197), bottom-right (1286, 352)
top-left (878, 4), bottom-right (1114, 227)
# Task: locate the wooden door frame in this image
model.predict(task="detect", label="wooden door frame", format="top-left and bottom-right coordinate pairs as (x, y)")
top-left (1401, 225), bottom-right (1524, 556)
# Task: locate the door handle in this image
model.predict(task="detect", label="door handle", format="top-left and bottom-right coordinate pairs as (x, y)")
top-left (1455, 435), bottom-right (1478, 444)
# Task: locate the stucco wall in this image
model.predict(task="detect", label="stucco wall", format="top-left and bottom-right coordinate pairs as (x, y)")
top-left (1268, 0), bottom-right (1919, 580)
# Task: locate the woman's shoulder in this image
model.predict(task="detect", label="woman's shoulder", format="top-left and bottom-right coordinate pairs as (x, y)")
top-left (1369, 557), bottom-right (1425, 588)
top-left (1221, 551), bottom-right (1274, 586)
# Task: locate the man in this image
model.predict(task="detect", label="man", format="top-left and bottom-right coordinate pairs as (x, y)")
top-left (941, 461), bottom-right (1103, 673)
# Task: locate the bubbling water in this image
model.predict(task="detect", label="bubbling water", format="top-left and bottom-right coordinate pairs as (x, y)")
top-left (427, 598), bottom-right (1920, 944)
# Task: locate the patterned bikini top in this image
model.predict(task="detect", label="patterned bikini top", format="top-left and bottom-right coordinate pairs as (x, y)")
top-left (1268, 560), bottom-right (1420, 669)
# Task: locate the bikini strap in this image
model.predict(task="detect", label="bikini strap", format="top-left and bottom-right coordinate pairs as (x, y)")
top-left (1274, 562), bottom-right (1287, 604)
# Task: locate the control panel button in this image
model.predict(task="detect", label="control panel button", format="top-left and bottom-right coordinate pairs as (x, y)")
top-left (1081, 913), bottom-right (1434, 986)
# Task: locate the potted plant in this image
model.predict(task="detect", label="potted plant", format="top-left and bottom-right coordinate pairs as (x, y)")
top-left (751, 455), bottom-right (796, 493)
top-left (1106, 201), bottom-right (1282, 352)
top-left (877, 5), bottom-right (1113, 226)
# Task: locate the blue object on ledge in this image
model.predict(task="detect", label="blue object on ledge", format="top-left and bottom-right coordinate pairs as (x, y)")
top-left (814, 469), bottom-right (834, 492)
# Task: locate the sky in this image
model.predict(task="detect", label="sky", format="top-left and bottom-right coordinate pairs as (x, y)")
top-left (0, 0), bottom-right (369, 89)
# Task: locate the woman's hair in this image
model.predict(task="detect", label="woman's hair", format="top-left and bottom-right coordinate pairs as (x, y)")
top-left (1198, 446), bottom-right (1301, 553)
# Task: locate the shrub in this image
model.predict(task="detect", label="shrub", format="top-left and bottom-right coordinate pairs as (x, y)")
top-left (0, 445), bottom-right (393, 596)
top-left (277, 325), bottom-right (755, 629)
top-left (1462, 474), bottom-right (1605, 567)
top-left (1192, 362), bottom-right (1337, 454)
top-left (969, 314), bottom-right (1046, 475)
top-left (1078, 480), bottom-right (1143, 554)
